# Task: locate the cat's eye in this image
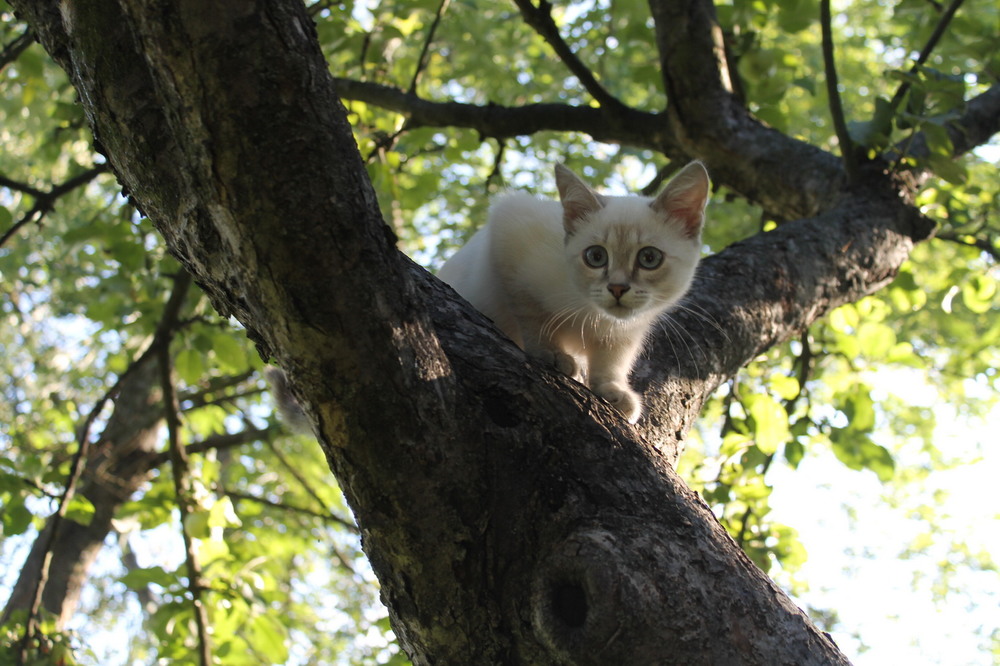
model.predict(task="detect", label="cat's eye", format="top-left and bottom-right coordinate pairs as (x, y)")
top-left (636, 247), bottom-right (664, 270)
top-left (583, 245), bottom-right (608, 268)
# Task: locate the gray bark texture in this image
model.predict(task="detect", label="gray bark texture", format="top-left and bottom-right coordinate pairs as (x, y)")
top-left (10, 0), bottom-right (997, 663)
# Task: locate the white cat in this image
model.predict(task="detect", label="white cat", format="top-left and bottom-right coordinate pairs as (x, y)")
top-left (438, 161), bottom-right (710, 423)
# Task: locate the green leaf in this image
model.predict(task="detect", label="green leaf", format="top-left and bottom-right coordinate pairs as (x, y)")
top-left (174, 348), bottom-right (205, 385)
top-left (207, 496), bottom-right (242, 530)
top-left (860, 440), bottom-right (896, 482)
top-left (848, 96), bottom-right (893, 149)
top-left (186, 509), bottom-right (212, 540)
top-left (744, 393), bottom-right (790, 456)
top-left (65, 494), bottom-right (95, 526)
top-left (119, 565), bottom-right (179, 590)
top-left (829, 427), bottom-right (894, 482)
top-left (775, 0), bottom-right (814, 32)
top-left (247, 614), bottom-right (289, 663)
top-left (720, 431), bottom-right (752, 459)
top-left (784, 439), bottom-right (805, 469)
top-left (2, 500), bottom-right (34, 536)
top-left (839, 383), bottom-right (877, 433)
top-left (960, 274), bottom-right (996, 314)
top-left (212, 333), bottom-right (247, 372)
top-left (769, 374), bottom-right (800, 401)
top-left (922, 122), bottom-right (954, 157)
top-left (856, 321), bottom-right (897, 360)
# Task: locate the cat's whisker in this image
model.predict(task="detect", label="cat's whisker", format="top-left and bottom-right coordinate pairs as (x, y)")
top-left (654, 313), bottom-right (704, 378)
top-left (669, 299), bottom-right (732, 345)
top-left (542, 304), bottom-right (586, 340)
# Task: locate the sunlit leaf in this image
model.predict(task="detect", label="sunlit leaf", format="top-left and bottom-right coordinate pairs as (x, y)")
top-left (744, 393), bottom-right (791, 456)
top-left (65, 494), bottom-right (96, 526)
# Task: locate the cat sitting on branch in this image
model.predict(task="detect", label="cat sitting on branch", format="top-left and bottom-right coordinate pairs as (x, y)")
top-left (268, 161), bottom-right (709, 430)
top-left (438, 161), bottom-right (710, 423)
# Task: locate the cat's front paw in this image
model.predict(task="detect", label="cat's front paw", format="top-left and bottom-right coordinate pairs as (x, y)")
top-left (532, 349), bottom-right (580, 380)
top-left (553, 351), bottom-right (580, 380)
top-left (594, 382), bottom-right (642, 424)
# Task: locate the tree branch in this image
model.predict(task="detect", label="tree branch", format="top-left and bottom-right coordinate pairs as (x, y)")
top-left (9, 260), bottom-right (189, 656)
top-left (820, 0), bottom-right (860, 184)
top-left (0, 164), bottom-right (109, 248)
top-left (333, 77), bottom-right (673, 150)
top-left (223, 489), bottom-right (357, 533)
top-left (935, 230), bottom-right (1000, 261)
top-left (148, 426), bottom-right (276, 468)
top-left (156, 275), bottom-right (212, 666)
top-left (887, 0), bottom-right (967, 114)
top-left (921, 84), bottom-right (1000, 158)
top-left (647, 0), bottom-right (848, 219)
top-left (883, 84), bottom-right (1000, 179)
top-left (511, 0), bottom-right (627, 111)
top-left (407, 0), bottom-right (450, 95)
top-left (0, 27), bottom-right (34, 74)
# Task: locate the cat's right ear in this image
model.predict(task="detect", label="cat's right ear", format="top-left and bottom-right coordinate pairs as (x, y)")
top-left (555, 164), bottom-right (605, 234)
top-left (651, 161), bottom-right (711, 240)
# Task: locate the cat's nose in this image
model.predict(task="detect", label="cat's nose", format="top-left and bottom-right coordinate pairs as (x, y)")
top-left (607, 283), bottom-right (630, 300)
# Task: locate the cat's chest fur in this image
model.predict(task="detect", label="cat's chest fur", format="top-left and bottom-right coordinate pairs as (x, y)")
top-left (438, 161), bottom-right (710, 423)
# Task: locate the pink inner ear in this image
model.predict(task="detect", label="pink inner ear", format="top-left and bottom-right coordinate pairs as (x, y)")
top-left (652, 163), bottom-right (710, 239)
top-left (562, 196), bottom-right (601, 225)
top-left (653, 193), bottom-right (705, 239)
top-left (556, 165), bottom-right (605, 232)
top-left (673, 202), bottom-right (705, 239)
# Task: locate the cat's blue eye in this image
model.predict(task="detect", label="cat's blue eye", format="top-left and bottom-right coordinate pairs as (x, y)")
top-left (583, 245), bottom-right (608, 268)
top-left (637, 247), bottom-right (664, 270)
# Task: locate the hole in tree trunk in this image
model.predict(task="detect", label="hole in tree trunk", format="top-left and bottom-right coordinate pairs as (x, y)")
top-left (551, 581), bottom-right (588, 628)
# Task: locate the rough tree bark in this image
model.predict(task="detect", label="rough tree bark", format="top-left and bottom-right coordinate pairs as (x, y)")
top-left (9, 0), bottom-right (998, 663)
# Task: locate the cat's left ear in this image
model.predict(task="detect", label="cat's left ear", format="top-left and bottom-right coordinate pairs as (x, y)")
top-left (555, 164), bottom-right (606, 234)
top-left (651, 161), bottom-right (711, 239)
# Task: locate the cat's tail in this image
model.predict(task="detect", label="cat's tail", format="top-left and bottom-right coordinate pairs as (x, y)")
top-left (264, 366), bottom-right (313, 435)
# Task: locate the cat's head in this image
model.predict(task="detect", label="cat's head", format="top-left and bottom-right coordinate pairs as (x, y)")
top-left (555, 161), bottom-right (710, 322)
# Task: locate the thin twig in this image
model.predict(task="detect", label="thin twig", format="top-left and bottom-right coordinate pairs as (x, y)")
top-left (936, 231), bottom-right (1000, 261)
top-left (511, 0), bottom-right (625, 111)
top-left (156, 273), bottom-right (213, 666)
top-left (820, 0), bottom-right (859, 184)
top-left (0, 174), bottom-right (46, 198)
top-left (264, 437), bottom-right (343, 523)
top-left (485, 140), bottom-right (506, 193)
top-left (0, 165), bottom-right (109, 248)
top-left (224, 489), bottom-right (357, 533)
top-left (408, 0), bottom-right (451, 95)
top-left (177, 368), bottom-right (258, 409)
top-left (148, 426), bottom-right (276, 468)
top-left (305, 0), bottom-right (338, 17)
top-left (888, 0), bottom-right (966, 114)
top-left (225, 489), bottom-right (360, 574)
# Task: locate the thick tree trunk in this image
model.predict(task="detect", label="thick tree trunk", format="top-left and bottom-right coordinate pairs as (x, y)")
top-left (14, 0), bottom-right (984, 663)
